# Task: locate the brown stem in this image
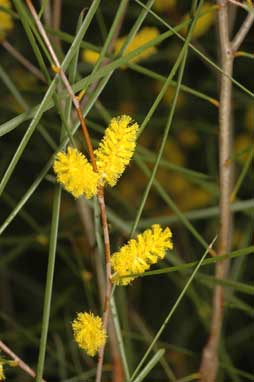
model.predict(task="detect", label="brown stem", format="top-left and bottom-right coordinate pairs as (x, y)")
top-left (76, 199), bottom-right (124, 382)
top-left (1, 40), bottom-right (45, 82)
top-left (95, 187), bottom-right (112, 382)
top-left (25, 2), bottom-right (115, 382)
top-left (52, 0), bottom-right (62, 49)
top-left (0, 340), bottom-right (46, 381)
top-left (199, 2), bottom-right (234, 381)
top-left (231, 10), bottom-right (254, 51)
top-left (227, 0), bottom-right (248, 9)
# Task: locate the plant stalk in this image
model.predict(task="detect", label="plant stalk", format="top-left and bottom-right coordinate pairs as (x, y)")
top-left (199, 2), bottom-right (233, 381)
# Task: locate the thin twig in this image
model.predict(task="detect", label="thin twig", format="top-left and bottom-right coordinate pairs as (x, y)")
top-left (24, 2), bottom-right (114, 382)
top-left (25, 0), bottom-right (96, 165)
top-left (1, 40), bottom-right (46, 82)
top-left (95, 187), bottom-right (112, 382)
top-left (0, 340), bottom-right (42, 380)
top-left (52, 0), bottom-right (62, 49)
top-left (231, 10), bottom-right (254, 51)
top-left (76, 199), bottom-right (124, 382)
top-left (199, 1), bottom-right (234, 381)
top-left (227, 0), bottom-right (248, 9)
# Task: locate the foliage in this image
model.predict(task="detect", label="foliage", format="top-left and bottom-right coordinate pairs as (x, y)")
top-left (0, 1), bottom-right (254, 382)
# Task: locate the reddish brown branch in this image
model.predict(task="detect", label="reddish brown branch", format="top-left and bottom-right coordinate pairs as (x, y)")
top-left (25, 2), bottom-right (115, 382)
top-left (1, 40), bottom-right (45, 82)
top-left (0, 340), bottom-right (42, 380)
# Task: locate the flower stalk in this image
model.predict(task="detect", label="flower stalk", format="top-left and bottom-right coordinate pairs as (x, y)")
top-left (24, 2), bottom-right (112, 382)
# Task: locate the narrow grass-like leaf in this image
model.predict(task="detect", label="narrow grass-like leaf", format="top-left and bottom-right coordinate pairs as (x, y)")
top-left (13, 0), bottom-right (50, 81)
top-left (80, 0), bottom-right (130, 95)
top-left (230, 145), bottom-right (254, 202)
top-left (131, 50), bottom-right (187, 236)
top-left (0, 241), bottom-right (33, 268)
top-left (129, 62), bottom-right (219, 107)
top-left (134, 0), bottom-right (254, 98)
top-left (135, 198), bottom-right (254, 228)
top-left (0, 0), bottom-right (101, 196)
top-left (132, 349), bottom-right (165, 382)
top-left (129, 0), bottom-right (205, 235)
top-left (0, 64), bottom-right (28, 110)
top-left (110, 297), bottom-right (130, 380)
top-left (35, 185), bottom-right (61, 382)
top-left (130, 236), bottom-right (217, 381)
top-left (197, 274), bottom-right (254, 295)
top-left (135, 157), bottom-right (210, 249)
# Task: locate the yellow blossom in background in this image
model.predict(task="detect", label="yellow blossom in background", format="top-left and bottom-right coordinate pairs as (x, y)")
top-left (232, 229), bottom-right (245, 250)
top-left (180, 188), bottom-right (212, 211)
top-left (53, 147), bottom-right (99, 199)
top-left (182, 3), bottom-right (216, 39)
top-left (0, 0), bottom-right (13, 41)
top-left (111, 224), bottom-right (173, 285)
top-left (82, 27), bottom-right (159, 67)
top-left (114, 27), bottom-right (159, 64)
top-left (153, 0), bottom-right (176, 12)
top-left (164, 139), bottom-right (186, 166)
top-left (81, 49), bottom-right (99, 65)
top-left (157, 171), bottom-right (189, 195)
top-left (234, 134), bottom-right (252, 164)
top-left (81, 270), bottom-right (93, 283)
top-left (245, 103), bottom-right (254, 132)
top-left (36, 234), bottom-right (48, 246)
top-left (95, 115), bottom-right (138, 187)
top-left (0, 362), bottom-right (4, 381)
top-left (177, 128), bottom-right (199, 147)
top-left (72, 312), bottom-right (106, 357)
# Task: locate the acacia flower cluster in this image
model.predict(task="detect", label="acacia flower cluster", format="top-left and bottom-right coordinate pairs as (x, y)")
top-left (111, 224), bottom-right (173, 285)
top-left (72, 312), bottom-right (106, 357)
top-left (82, 27), bottom-right (159, 66)
top-left (95, 115), bottom-right (138, 186)
top-left (53, 146), bottom-right (99, 199)
top-left (53, 115), bottom-right (138, 198)
top-left (0, 0), bottom-right (13, 41)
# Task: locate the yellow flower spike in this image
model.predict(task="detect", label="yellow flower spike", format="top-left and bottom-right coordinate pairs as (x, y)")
top-left (95, 115), bottom-right (138, 187)
top-left (111, 224), bottom-right (173, 285)
top-left (72, 312), bottom-right (106, 357)
top-left (0, 0), bottom-right (13, 41)
top-left (114, 27), bottom-right (159, 64)
top-left (53, 146), bottom-right (99, 199)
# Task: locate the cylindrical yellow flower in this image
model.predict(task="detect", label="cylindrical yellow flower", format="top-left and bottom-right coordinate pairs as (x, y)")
top-left (72, 312), bottom-right (106, 357)
top-left (53, 146), bottom-right (99, 199)
top-left (95, 115), bottom-right (138, 187)
top-left (0, 0), bottom-right (14, 42)
top-left (111, 224), bottom-right (173, 285)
